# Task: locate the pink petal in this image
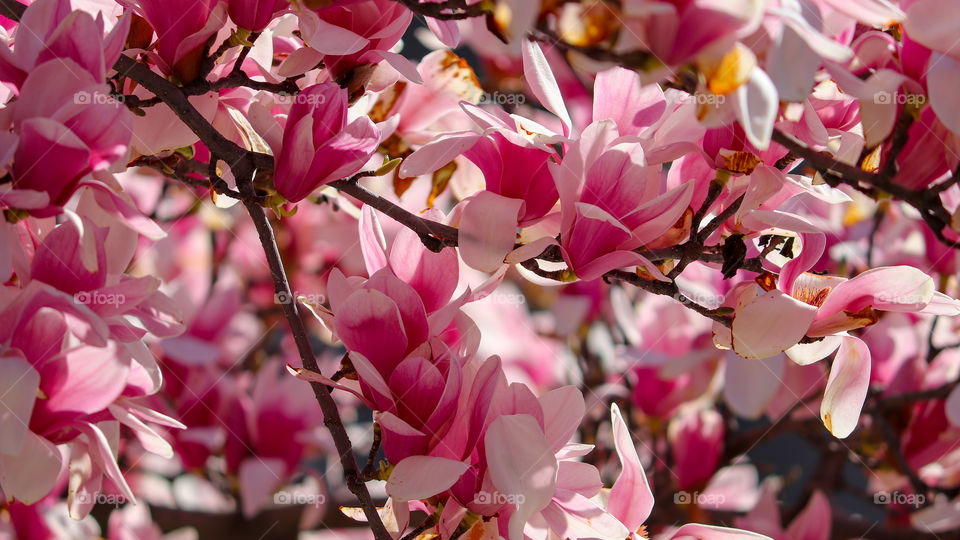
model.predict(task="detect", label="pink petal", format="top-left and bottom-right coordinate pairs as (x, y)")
top-left (359, 205), bottom-right (388, 276)
top-left (785, 491), bottom-right (831, 540)
top-left (607, 403), bottom-right (654, 531)
top-left (378, 411), bottom-right (428, 464)
top-left (925, 53), bottom-right (960, 135)
top-left (335, 289), bottom-right (409, 375)
top-left (820, 337), bottom-right (871, 438)
top-left (732, 290), bottom-right (818, 360)
top-left (398, 132), bottom-right (481, 178)
top-left (593, 67), bottom-right (665, 136)
top-left (723, 355), bottom-right (785, 419)
top-left (458, 191), bottom-right (522, 273)
top-left (522, 39), bottom-right (572, 134)
top-left (541, 493), bottom-right (629, 539)
top-left (538, 386), bottom-right (585, 453)
top-left (39, 343), bottom-right (130, 415)
top-left (389, 223), bottom-right (459, 313)
top-left (668, 523), bottom-right (774, 540)
top-left (0, 431), bottom-right (62, 504)
top-left (0, 356), bottom-right (39, 455)
top-left (386, 456), bottom-right (467, 501)
top-left (484, 414), bottom-right (558, 540)
top-left (238, 457), bottom-right (286, 519)
top-left (816, 266), bottom-right (934, 319)
top-left (734, 68), bottom-right (778, 150)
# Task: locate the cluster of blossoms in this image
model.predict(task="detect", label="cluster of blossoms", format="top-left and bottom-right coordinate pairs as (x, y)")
top-left (2, 0), bottom-right (960, 538)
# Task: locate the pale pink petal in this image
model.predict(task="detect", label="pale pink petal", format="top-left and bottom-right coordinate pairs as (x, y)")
top-left (398, 132), bottom-right (481, 178)
top-left (732, 290), bottom-right (818, 360)
top-left (785, 336), bottom-right (843, 366)
top-left (541, 494), bottom-right (629, 539)
top-left (0, 356), bottom-right (39, 455)
top-left (608, 403), bottom-right (654, 531)
top-left (522, 39), bottom-right (572, 134)
top-left (556, 461), bottom-right (602, 496)
top-left (902, 0), bottom-right (960, 53)
top-left (77, 422), bottom-right (135, 502)
top-left (668, 523), bottom-right (774, 540)
top-left (385, 456), bottom-right (468, 501)
top-left (485, 414), bottom-right (558, 540)
top-left (723, 354), bottom-right (784, 419)
top-left (426, 18), bottom-right (460, 48)
top-left (734, 68), bottom-right (778, 150)
top-left (820, 337), bottom-right (871, 438)
top-left (438, 497), bottom-right (468, 540)
top-left (0, 431), bottom-right (62, 504)
top-left (785, 490), bottom-right (831, 540)
top-left (458, 191), bottom-right (522, 273)
top-left (360, 206), bottom-right (388, 275)
top-left (375, 50), bottom-right (424, 85)
top-left (593, 67), bottom-right (665, 136)
top-left (816, 266), bottom-right (934, 318)
top-left (927, 53), bottom-right (960, 136)
top-left (538, 386), bottom-right (585, 453)
top-left (108, 404), bottom-right (173, 458)
top-left (239, 457), bottom-right (286, 519)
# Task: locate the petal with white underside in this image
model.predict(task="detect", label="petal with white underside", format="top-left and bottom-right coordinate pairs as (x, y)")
top-left (815, 266), bottom-right (934, 318)
top-left (607, 404), bottom-right (654, 532)
top-left (928, 53), bottom-right (960, 136)
top-left (732, 290), bottom-right (818, 360)
top-left (485, 414), bottom-right (558, 540)
top-left (457, 191), bottom-right (522, 273)
top-left (724, 354), bottom-right (785, 419)
top-left (734, 68), bottom-right (779, 150)
top-left (386, 456), bottom-right (468, 501)
top-left (0, 356), bottom-right (39, 455)
top-left (785, 335), bottom-right (842, 366)
top-left (538, 386), bottom-right (585, 453)
top-left (0, 431), bottom-right (62, 504)
top-left (668, 522), bottom-right (774, 540)
top-left (522, 39), bottom-right (573, 134)
top-left (820, 337), bottom-right (871, 438)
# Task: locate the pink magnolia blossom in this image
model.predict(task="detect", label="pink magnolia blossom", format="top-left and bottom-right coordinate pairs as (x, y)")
top-left (120, 0), bottom-right (226, 82)
top-left (273, 83), bottom-right (379, 203)
top-left (0, 0), bottom-right (129, 90)
top-left (668, 407), bottom-right (725, 491)
top-left (715, 216), bottom-right (946, 437)
top-left (227, 0), bottom-right (288, 33)
top-left (296, 0), bottom-right (413, 82)
top-left (551, 119), bottom-right (694, 281)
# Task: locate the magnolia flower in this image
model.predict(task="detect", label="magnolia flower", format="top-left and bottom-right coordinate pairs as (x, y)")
top-left (715, 216), bottom-right (952, 437)
top-left (121, 0), bottom-right (227, 82)
top-left (550, 119), bottom-right (693, 281)
top-left (226, 0), bottom-right (288, 32)
top-left (273, 83), bottom-right (379, 203)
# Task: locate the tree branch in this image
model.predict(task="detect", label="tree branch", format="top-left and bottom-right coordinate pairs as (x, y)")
top-left (390, 0), bottom-right (486, 20)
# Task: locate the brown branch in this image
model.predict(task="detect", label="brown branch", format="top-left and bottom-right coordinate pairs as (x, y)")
top-left (390, 0), bottom-right (486, 19)
top-left (771, 129), bottom-right (960, 251)
top-left (329, 177), bottom-right (459, 252)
